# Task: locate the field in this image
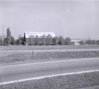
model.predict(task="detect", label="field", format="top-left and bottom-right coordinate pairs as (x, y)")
top-left (80, 86), bottom-right (99, 89)
top-left (0, 45), bottom-right (99, 89)
top-left (0, 45), bottom-right (99, 64)
top-left (0, 70), bottom-right (99, 89)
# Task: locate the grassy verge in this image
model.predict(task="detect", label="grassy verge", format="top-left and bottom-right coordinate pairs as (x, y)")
top-left (0, 50), bottom-right (99, 64)
top-left (0, 71), bottom-right (99, 89)
top-left (79, 85), bottom-right (99, 89)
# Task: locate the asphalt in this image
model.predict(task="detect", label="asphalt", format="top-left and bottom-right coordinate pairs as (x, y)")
top-left (0, 48), bottom-right (99, 53)
top-left (0, 58), bottom-right (99, 84)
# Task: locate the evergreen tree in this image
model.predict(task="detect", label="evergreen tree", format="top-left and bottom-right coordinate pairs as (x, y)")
top-left (7, 28), bottom-right (11, 45)
top-left (23, 32), bottom-right (26, 45)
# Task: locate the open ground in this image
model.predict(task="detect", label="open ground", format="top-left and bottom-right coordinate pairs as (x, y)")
top-left (0, 45), bottom-right (99, 64)
top-left (0, 45), bottom-right (99, 89)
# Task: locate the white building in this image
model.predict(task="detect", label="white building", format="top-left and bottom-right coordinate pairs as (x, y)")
top-left (71, 39), bottom-right (80, 45)
top-left (25, 32), bottom-right (56, 45)
top-left (25, 32), bottom-right (56, 38)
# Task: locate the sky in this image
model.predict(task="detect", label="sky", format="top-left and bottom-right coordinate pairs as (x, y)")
top-left (0, 0), bottom-right (99, 39)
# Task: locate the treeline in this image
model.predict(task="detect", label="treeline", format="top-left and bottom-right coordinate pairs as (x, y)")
top-left (1, 34), bottom-right (99, 46)
top-left (79, 40), bottom-right (99, 45)
top-left (0, 34), bottom-right (26, 46)
top-left (26, 36), bottom-right (71, 45)
top-left (0, 27), bottom-right (99, 46)
top-left (0, 34), bottom-right (71, 46)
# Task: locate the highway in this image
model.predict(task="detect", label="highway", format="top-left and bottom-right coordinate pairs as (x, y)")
top-left (0, 45), bottom-right (99, 51)
top-left (0, 58), bottom-right (99, 85)
top-left (0, 48), bottom-right (99, 53)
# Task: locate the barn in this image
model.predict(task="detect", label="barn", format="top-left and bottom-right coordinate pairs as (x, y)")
top-left (25, 32), bottom-right (56, 45)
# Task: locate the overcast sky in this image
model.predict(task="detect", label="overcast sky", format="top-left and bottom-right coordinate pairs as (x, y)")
top-left (0, 0), bottom-right (99, 39)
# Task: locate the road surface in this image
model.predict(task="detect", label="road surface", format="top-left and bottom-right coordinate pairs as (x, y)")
top-left (0, 58), bottom-right (99, 84)
top-left (0, 45), bottom-right (99, 51)
top-left (1, 48), bottom-right (99, 53)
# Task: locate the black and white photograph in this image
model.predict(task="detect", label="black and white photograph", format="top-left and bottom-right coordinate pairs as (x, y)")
top-left (0, 0), bottom-right (99, 89)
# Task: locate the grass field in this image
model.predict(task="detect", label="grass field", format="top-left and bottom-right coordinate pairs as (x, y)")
top-left (79, 85), bottom-right (99, 89)
top-left (0, 45), bottom-right (99, 64)
top-left (0, 46), bottom-right (99, 89)
top-left (0, 71), bottom-right (99, 89)
top-left (0, 50), bottom-right (99, 64)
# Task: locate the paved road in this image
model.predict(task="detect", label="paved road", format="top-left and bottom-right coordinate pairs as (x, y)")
top-left (0, 58), bottom-right (99, 84)
top-left (0, 45), bottom-right (99, 51)
top-left (0, 48), bottom-right (99, 53)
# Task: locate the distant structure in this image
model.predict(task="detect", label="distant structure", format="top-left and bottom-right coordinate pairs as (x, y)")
top-left (25, 32), bottom-right (56, 38)
top-left (71, 39), bottom-right (80, 45)
top-left (25, 32), bottom-right (56, 45)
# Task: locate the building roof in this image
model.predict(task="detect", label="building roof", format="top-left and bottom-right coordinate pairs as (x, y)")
top-left (25, 32), bottom-right (56, 38)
